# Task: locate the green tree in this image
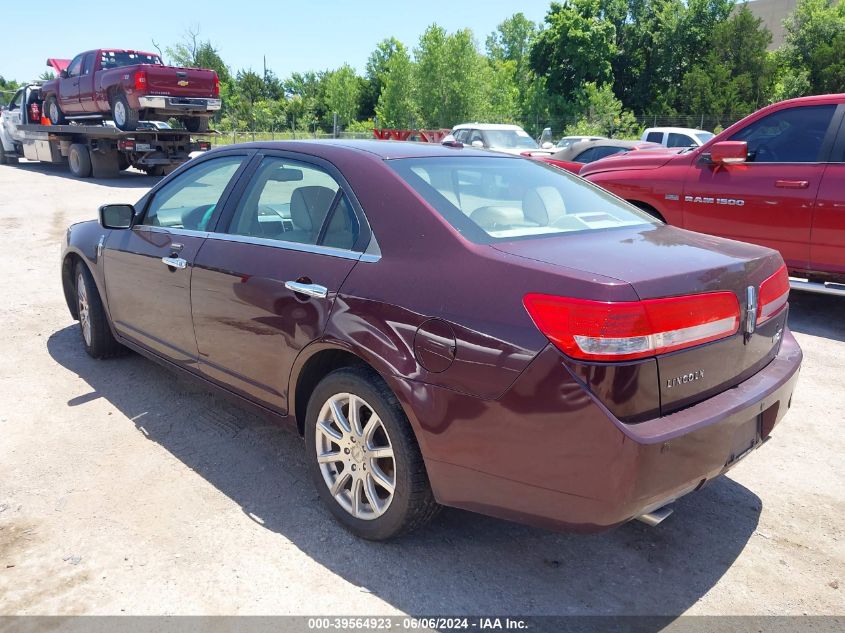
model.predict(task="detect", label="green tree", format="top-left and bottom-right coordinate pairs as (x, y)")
top-left (362, 38), bottom-right (407, 118)
top-left (781, 0), bottom-right (845, 96)
top-left (564, 82), bottom-right (640, 137)
top-left (375, 47), bottom-right (418, 128)
top-left (324, 64), bottom-right (361, 127)
top-left (236, 69), bottom-right (266, 106)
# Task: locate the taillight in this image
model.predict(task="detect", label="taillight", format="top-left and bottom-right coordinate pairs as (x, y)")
top-left (212, 74), bottom-right (220, 97)
top-left (134, 70), bottom-right (147, 91)
top-left (117, 140), bottom-right (135, 151)
top-left (523, 292), bottom-right (740, 362)
top-left (757, 264), bottom-right (789, 324)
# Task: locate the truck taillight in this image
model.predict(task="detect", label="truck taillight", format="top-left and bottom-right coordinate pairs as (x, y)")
top-left (212, 74), bottom-right (220, 97)
top-left (118, 140), bottom-right (135, 151)
top-left (757, 264), bottom-right (789, 324)
top-left (523, 292), bottom-right (741, 362)
top-left (134, 70), bottom-right (147, 91)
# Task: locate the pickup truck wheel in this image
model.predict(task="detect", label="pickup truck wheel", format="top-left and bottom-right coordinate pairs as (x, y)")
top-left (184, 117), bottom-right (209, 133)
top-left (68, 144), bottom-right (92, 178)
top-left (46, 96), bottom-right (66, 125)
top-left (111, 93), bottom-right (139, 131)
top-left (74, 261), bottom-right (125, 359)
top-left (118, 154), bottom-right (130, 171)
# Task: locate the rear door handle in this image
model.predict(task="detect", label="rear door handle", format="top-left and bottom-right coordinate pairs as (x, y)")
top-left (161, 256), bottom-right (187, 269)
top-left (775, 179), bottom-right (809, 189)
top-left (284, 281), bottom-right (328, 298)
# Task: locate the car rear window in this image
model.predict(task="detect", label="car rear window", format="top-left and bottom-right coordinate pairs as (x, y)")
top-left (100, 51), bottom-right (162, 69)
top-left (388, 156), bottom-right (655, 243)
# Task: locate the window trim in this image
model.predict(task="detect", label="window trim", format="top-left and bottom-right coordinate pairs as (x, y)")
top-left (67, 54), bottom-right (84, 78)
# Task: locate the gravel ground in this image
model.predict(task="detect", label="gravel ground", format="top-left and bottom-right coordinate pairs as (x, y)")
top-left (0, 160), bottom-right (843, 616)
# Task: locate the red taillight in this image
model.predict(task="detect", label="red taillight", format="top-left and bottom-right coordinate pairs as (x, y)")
top-left (117, 140), bottom-right (134, 151)
top-left (198, 141), bottom-right (211, 151)
top-left (134, 70), bottom-right (147, 91)
top-left (212, 74), bottom-right (220, 97)
top-left (523, 292), bottom-right (741, 362)
top-left (758, 264), bottom-right (789, 324)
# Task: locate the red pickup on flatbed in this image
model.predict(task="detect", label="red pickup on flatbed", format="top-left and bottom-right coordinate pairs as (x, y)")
top-left (580, 94), bottom-right (845, 291)
top-left (41, 49), bottom-right (220, 132)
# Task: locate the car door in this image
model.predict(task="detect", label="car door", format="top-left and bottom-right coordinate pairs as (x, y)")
top-left (811, 107), bottom-right (845, 277)
top-left (3, 89), bottom-right (24, 141)
top-left (59, 54), bottom-right (85, 114)
top-left (103, 152), bottom-right (252, 367)
top-left (190, 153), bottom-right (367, 413)
top-left (682, 104), bottom-right (838, 271)
top-left (78, 53), bottom-right (97, 112)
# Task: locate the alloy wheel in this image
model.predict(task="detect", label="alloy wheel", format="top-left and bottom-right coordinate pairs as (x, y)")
top-left (76, 272), bottom-right (91, 346)
top-left (114, 101), bottom-right (126, 127)
top-left (315, 392), bottom-right (396, 520)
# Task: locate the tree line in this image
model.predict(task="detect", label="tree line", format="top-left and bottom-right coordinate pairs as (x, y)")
top-left (1, 0), bottom-right (843, 137)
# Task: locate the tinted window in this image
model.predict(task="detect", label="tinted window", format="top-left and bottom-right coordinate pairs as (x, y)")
top-left (453, 129), bottom-right (469, 143)
top-left (575, 146), bottom-right (626, 163)
top-left (226, 157), bottom-right (359, 249)
top-left (67, 55), bottom-right (84, 78)
top-left (667, 133), bottom-right (694, 148)
top-left (389, 157), bottom-right (654, 244)
top-left (100, 51), bottom-right (162, 69)
top-left (645, 132), bottom-right (663, 144)
top-left (730, 105), bottom-right (836, 163)
top-left (143, 156), bottom-right (245, 229)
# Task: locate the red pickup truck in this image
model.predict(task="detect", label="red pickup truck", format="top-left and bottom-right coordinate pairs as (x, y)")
top-left (41, 49), bottom-right (220, 132)
top-left (581, 94), bottom-right (845, 293)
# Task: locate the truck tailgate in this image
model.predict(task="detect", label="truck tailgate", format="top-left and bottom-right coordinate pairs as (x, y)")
top-left (143, 65), bottom-right (217, 98)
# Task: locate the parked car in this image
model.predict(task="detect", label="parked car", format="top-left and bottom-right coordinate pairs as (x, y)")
top-left (41, 49), bottom-right (220, 132)
top-left (449, 123), bottom-right (543, 155)
top-left (61, 140), bottom-right (801, 540)
top-left (641, 127), bottom-right (714, 148)
top-left (582, 94), bottom-right (845, 292)
top-left (523, 139), bottom-right (662, 173)
top-left (556, 135), bottom-right (606, 149)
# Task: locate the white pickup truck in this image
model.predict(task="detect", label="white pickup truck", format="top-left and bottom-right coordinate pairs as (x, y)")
top-left (1, 83), bottom-right (209, 177)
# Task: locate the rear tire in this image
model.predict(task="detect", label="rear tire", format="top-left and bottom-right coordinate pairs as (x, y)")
top-left (118, 154), bottom-right (130, 171)
top-left (46, 96), bottom-right (66, 125)
top-left (68, 144), bottom-right (92, 178)
top-left (74, 261), bottom-right (125, 359)
top-left (111, 92), bottom-right (139, 131)
top-left (304, 366), bottom-right (439, 540)
top-left (184, 117), bottom-right (209, 133)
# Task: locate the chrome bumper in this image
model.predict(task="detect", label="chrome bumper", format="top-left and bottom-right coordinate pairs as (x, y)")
top-left (137, 96), bottom-right (222, 112)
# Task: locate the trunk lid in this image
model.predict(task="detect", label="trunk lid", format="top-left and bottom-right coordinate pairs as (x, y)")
top-left (142, 65), bottom-right (217, 98)
top-left (495, 224), bottom-right (788, 415)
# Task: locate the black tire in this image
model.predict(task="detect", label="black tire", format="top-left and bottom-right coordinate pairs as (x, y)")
top-left (111, 92), bottom-right (139, 131)
top-left (183, 117), bottom-right (209, 133)
top-left (118, 154), bottom-right (130, 171)
top-left (0, 144), bottom-right (8, 165)
top-left (68, 144), bottom-right (92, 178)
top-left (304, 366), bottom-right (439, 540)
top-left (45, 95), bottom-right (66, 125)
top-left (74, 261), bottom-right (125, 359)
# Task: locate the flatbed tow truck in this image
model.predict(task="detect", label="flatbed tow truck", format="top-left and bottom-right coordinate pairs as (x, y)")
top-left (1, 83), bottom-right (211, 177)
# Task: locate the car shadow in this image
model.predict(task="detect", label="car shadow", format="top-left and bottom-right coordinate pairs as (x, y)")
top-left (12, 160), bottom-right (157, 188)
top-left (786, 291), bottom-right (845, 343)
top-left (47, 324), bottom-right (762, 619)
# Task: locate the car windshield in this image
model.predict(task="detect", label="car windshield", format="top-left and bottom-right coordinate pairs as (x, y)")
top-left (100, 51), bottom-right (162, 69)
top-left (484, 130), bottom-right (539, 150)
top-left (695, 132), bottom-right (714, 144)
top-left (389, 156), bottom-right (655, 243)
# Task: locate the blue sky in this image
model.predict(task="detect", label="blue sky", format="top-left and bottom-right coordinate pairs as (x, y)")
top-left (2, 0), bottom-right (553, 83)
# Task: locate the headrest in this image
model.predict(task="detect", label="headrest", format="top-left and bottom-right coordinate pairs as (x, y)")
top-left (290, 186), bottom-right (337, 232)
top-left (523, 187), bottom-right (566, 226)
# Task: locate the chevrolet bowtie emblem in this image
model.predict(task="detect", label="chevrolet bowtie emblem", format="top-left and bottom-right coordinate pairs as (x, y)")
top-left (177, 80), bottom-right (189, 87)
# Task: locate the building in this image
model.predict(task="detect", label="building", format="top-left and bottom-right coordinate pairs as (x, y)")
top-left (744, 0), bottom-right (800, 49)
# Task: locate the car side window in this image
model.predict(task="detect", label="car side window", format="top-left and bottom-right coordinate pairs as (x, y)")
top-left (67, 55), bottom-right (84, 78)
top-left (142, 156), bottom-right (245, 229)
top-left (82, 54), bottom-right (95, 76)
top-left (667, 133), bottom-right (693, 148)
top-left (469, 130), bottom-right (485, 146)
top-left (225, 156), bottom-right (360, 250)
top-left (645, 132), bottom-right (663, 144)
top-left (453, 129), bottom-right (468, 143)
top-left (573, 148), bottom-right (598, 163)
top-left (9, 90), bottom-right (23, 111)
top-left (730, 105), bottom-right (836, 163)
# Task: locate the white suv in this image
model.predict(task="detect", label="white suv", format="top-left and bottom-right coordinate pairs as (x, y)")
top-left (641, 127), bottom-right (714, 148)
top-left (450, 123), bottom-right (540, 155)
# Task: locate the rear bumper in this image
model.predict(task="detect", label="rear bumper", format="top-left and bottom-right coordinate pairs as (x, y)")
top-left (137, 96), bottom-right (221, 114)
top-left (399, 330), bottom-right (802, 532)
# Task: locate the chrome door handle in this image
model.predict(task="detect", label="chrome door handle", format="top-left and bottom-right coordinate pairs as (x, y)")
top-left (775, 179), bottom-right (809, 189)
top-left (161, 256), bottom-right (187, 269)
top-left (284, 281), bottom-right (328, 298)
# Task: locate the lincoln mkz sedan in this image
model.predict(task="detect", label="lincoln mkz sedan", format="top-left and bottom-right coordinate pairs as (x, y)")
top-left (61, 140), bottom-right (802, 540)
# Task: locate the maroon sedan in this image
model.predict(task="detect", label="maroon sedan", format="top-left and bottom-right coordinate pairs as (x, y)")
top-left (60, 140), bottom-right (802, 540)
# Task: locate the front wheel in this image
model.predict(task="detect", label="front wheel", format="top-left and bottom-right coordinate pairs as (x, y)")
top-left (74, 262), bottom-right (125, 359)
top-left (304, 366), bottom-right (439, 540)
top-left (46, 96), bottom-right (66, 125)
top-left (111, 93), bottom-right (139, 131)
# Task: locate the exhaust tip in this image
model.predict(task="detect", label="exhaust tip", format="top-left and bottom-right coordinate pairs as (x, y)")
top-left (636, 505), bottom-right (674, 527)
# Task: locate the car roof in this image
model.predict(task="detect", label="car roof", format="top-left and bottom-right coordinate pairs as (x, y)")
top-left (209, 139), bottom-right (516, 160)
top-left (452, 123), bottom-right (525, 131)
top-left (643, 127), bottom-right (710, 135)
top-left (553, 139), bottom-right (654, 160)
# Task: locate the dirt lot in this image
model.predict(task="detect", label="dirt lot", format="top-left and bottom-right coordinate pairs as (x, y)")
top-left (0, 160), bottom-right (843, 617)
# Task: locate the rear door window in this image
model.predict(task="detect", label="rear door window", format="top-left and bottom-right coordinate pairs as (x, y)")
top-left (730, 105), bottom-right (836, 163)
top-left (645, 132), bottom-right (663, 144)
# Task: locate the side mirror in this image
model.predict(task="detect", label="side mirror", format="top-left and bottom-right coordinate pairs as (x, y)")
top-left (99, 204), bottom-right (135, 229)
top-left (709, 141), bottom-right (747, 165)
top-left (60, 70), bottom-right (68, 79)
top-left (471, 140), bottom-right (484, 148)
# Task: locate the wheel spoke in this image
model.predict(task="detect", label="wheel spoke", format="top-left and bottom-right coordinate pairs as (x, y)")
top-left (330, 399), bottom-right (351, 434)
top-left (317, 450), bottom-right (342, 464)
top-left (352, 476), bottom-right (364, 518)
top-left (364, 473), bottom-right (383, 514)
top-left (348, 395), bottom-right (363, 437)
top-left (368, 446), bottom-right (393, 460)
top-left (370, 463), bottom-right (395, 494)
top-left (362, 414), bottom-right (382, 445)
top-left (330, 470), bottom-right (351, 497)
top-left (317, 420), bottom-right (343, 442)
